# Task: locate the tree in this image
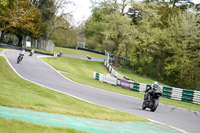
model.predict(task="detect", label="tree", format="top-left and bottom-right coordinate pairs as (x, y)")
top-left (85, 0), bottom-right (118, 51)
top-left (0, 0), bottom-right (44, 46)
top-left (85, 0), bottom-right (134, 52)
top-left (31, 0), bottom-right (56, 23)
top-left (34, 0), bottom-right (74, 39)
top-left (128, 2), bottom-right (169, 76)
top-left (102, 12), bottom-right (134, 56)
top-left (85, 1), bottom-right (200, 90)
top-left (0, 0), bottom-right (14, 40)
top-left (164, 10), bottom-right (200, 89)
top-left (50, 16), bottom-right (77, 46)
top-left (0, 0), bottom-right (9, 10)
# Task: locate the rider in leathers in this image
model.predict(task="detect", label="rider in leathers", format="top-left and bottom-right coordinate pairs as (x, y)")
top-left (145, 81), bottom-right (159, 102)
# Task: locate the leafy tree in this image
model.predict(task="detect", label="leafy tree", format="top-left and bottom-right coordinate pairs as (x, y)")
top-left (50, 16), bottom-right (77, 46)
top-left (86, 0), bottom-right (134, 52)
top-left (101, 12), bottom-right (134, 57)
top-left (128, 3), bottom-right (168, 76)
top-left (164, 10), bottom-right (200, 89)
top-left (85, 1), bottom-right (117, 51)
top-left (0, 0), bottom-right (44, 46)
top-left (157, 2), bottom-right (180, 28)
top-left (31, 0), bottom-right (56, 23)
top-left (85, 1), bottom-right (200, 90)
top-left (0, 0), bottom-right (9, 10)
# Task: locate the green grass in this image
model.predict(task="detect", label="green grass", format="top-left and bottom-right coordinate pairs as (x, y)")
top-left (41, 57), bottom-right (200, 112)
top-left (0, 56), bottom-right (146, 122)
top-left (114, 67), bottom-right (169, 86)
top-left (0, 48), bottom-right (5, 52)
top-left (0, 118), bottom-right (85, 133)
top-left (54, 47), bottom-right (105, 59)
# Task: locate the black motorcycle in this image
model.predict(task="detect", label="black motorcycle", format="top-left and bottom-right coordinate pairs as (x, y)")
top-left (142, 84), bottom-right (162, 112)
top-left (17, 55), bottom-right (23, 64)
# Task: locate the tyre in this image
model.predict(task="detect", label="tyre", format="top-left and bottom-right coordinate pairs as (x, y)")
top-left (142, 101), bottom-right (146, 110)
top-left (150, 99), bottom-right (159, 112)
top-left (17, 58), bottom-right (20, 64)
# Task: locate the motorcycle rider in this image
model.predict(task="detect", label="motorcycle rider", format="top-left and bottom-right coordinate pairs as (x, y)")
top-left (31, 49), bottom-right (34, 53)
top-left (145, 81), bottom-right (159, 102)
top-left (19, 49), bottom-right (25, 56)
top-left (30, 49), bottom-right (34, 56)
top-left (18, 49), bottom-right (25, 59)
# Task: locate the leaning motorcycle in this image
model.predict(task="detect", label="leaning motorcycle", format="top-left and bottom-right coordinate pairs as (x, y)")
top-left (142, 84), bottom-right (162, 112)
top-left (17, 55), bottom-right (23, 64)
top-left (29, 49), bottom-right (34, 56)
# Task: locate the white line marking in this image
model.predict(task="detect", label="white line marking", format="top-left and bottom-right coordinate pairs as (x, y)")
top-left (148, 118), bottom-right (188, 133)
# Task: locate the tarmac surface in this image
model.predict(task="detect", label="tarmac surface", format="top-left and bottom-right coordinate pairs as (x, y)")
top-left (3, 50), bottom-right (200, 133)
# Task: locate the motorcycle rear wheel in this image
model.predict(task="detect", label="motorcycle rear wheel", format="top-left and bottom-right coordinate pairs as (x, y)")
top-left (17, 58), bottom-right (20, 64)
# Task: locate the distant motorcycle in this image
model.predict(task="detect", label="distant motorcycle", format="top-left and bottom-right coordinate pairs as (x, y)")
top-left (29, 49), bottom-right (34, 56)
top-left (17, 54), bottom-right (23, 64)
top-left (87, 55), bottom-right (91, 60)
top-left (142, 84), bottom-right (162, 112)
top-left (17, 50), bottom-right (25, 64)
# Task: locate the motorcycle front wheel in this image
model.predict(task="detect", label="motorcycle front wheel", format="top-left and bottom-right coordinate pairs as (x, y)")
top-left (17, 58), bottom-right (20, 64)
top-left (150, 99), bottom-right (159, 112)
top-left (142, 101), bottom-right (146, 110)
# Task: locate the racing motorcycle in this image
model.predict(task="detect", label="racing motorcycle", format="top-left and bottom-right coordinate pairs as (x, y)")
top-left (17, 54), bottom-right (23, 64)
top-left (87, 55), bottom-right (91, 60)
top-left (142, 84), bottom-right (162, 112)
top-left (29, 49), bottom-right (34, 56)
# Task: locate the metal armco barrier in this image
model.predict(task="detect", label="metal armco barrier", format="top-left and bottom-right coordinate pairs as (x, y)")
top-left (100, 60), bottom-right (200, 104)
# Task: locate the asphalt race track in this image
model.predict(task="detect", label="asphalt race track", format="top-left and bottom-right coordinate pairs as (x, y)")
top-left (4, 50), bottom-right (200, 133)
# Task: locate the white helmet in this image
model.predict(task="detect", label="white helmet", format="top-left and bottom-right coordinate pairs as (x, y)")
top-left (151, 81), bottom-right (158, 88)
top-left (153, 81), bottom-right (158, 85)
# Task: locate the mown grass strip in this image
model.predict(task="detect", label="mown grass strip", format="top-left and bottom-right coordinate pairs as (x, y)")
top-left (54, 47), bottom-right (105, 59)
top-left (0, 48), bottom-right (5, 52)
top-left (0, 56), bottom-right (146, 122)
top-left (0, 117), bottom-right (85, 133)
top-left (41, 57), bottom-right (200, 112)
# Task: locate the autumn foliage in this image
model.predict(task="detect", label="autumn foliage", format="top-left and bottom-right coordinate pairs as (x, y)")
top-left (0, 0), bottom-right (44, 46)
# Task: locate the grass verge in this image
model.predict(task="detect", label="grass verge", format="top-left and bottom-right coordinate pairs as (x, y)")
top-left (0, 118), bottom-right (85, 133)
top-left (0, 118), bottom-right (84, 133)
top-left (0, 48), bottom-right (5, 52)
top-left (114, 67), bottom-right (169, 86)
top-left (0, 56), bottom-right (146, 122)
top-left (54, 47), bottom-right (105, 59)
top-left (41, 57), bottom-right (200, 112)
